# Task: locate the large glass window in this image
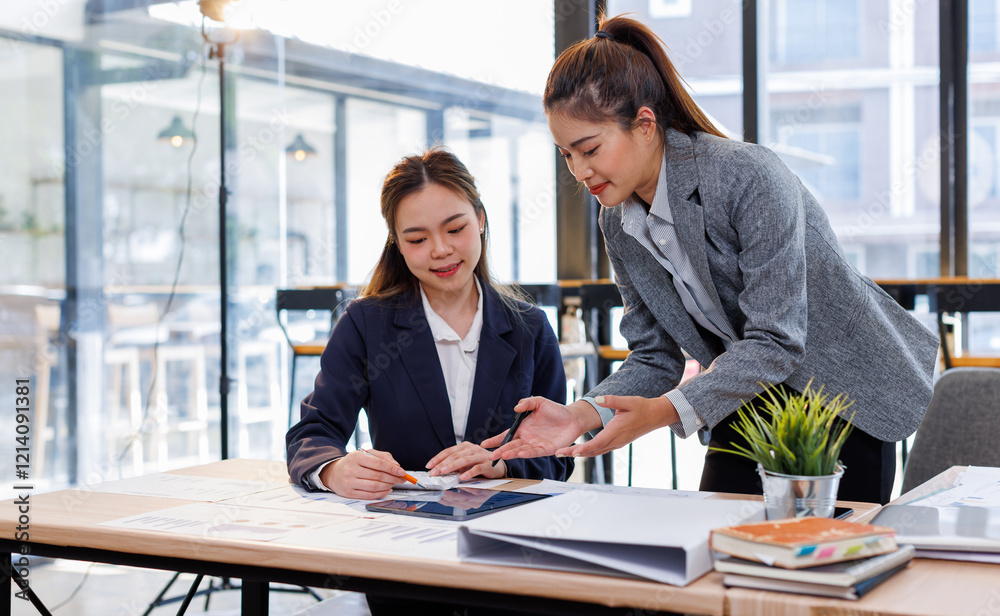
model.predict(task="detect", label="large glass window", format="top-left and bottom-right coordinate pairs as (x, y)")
top-left (968, 0), bottom-right (1000, 355)
top-left (0, 1), bottom-right (557, 491)
top-left (772, 0), bottom-right (862, 65)
top-left (0, 41), bottom-right (66, 493)
top-left (766, 1), bottom-right (940, 281)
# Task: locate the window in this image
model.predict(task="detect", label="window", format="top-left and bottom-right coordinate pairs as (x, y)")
top-left (772, 0), bottom-right (862, 65)
top-left (782, 125), bottom-right (862, 202)
top-left (0, 0), bottom-right (556, 491)
top-left (648, 0), bottom-right (693, 19)
top-left (971, 0), bottom-right (1000, 53)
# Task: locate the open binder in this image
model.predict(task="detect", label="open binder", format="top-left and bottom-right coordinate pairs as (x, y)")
top-left (457, 491), bottom-right (765, 586)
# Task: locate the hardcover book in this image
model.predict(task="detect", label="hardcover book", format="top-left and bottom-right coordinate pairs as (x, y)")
top-left (710, 516), bottom-right (898, 568)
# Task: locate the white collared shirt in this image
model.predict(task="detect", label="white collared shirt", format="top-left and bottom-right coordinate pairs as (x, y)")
top-left (307, 279), bottom-right (485, 492)
top-left (419, 277), bottom-right (484, 444)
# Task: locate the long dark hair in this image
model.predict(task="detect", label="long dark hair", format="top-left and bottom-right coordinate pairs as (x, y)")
top-left (543, 14), bottom-right (725, 140)
top-left (362, 148), bottom-right (524, 312)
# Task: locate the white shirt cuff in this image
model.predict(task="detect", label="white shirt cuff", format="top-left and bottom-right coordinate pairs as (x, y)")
top-left (665, 389), bottom-right (709, 444)
top-left (308, 460), bottom-right (337, 492)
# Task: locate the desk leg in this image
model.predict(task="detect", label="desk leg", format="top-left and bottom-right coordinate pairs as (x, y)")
top-left (3, 556), bottom-right (53, 616)
top-left (241, 580), bottom-right (268, 616)
top-left (2, 555), bottom-right (9, 616)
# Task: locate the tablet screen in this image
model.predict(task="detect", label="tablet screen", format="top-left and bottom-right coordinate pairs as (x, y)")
top-left (365, 487), bottom-right (551, 521)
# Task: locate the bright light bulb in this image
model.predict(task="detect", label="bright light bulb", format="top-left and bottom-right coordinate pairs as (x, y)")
top-left (171, 135), bottom-right (184, 147)
top-left (294, 150), bottom-right (306, 161)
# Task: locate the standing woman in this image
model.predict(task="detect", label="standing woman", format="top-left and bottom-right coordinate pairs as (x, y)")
top-left (287, 148), bottom-right (572, 502)
top-left (485, 16), bottom-right (937, 504)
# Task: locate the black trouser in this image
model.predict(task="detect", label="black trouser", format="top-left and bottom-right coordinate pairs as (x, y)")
top-left (699, 385), bottom-right (896, 504)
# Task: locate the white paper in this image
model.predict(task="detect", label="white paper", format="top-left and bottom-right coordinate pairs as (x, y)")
top-left (459, 478), bottom-right (511, 489)
top-left (515, 479), bottom-right (713, 499)
top-left (915, 549), bottom-right (1000, 564)
top-left (459, 492), bottom-right (765, 586)
top-left (393, 472), bottom-right (460, 491)
top-left (76, 473), bottom-right (287, 502)
top-left (100, 502), bottom-right (352, 541)
top-left (915, 466), bottom-right (1000, 508)
top-left (219, 484), bottom-right (372, 515)
top-left (280, 514), bottom-right (460, 561)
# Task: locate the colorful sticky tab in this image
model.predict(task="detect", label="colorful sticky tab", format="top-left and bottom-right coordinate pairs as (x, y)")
top-left (845, 544), bottom-right (864, 555)
top-left (817, 546), bottom-right (837, 559)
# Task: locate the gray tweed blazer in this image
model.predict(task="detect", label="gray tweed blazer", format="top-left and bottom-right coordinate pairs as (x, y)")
top-left (589, 129), bottom-right (938, 442)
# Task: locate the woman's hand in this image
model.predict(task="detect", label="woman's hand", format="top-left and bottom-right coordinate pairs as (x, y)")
top-left (557, 395), bottom-right (679, 457)
top-left (481, 398), bottom-right (600, 462)
top-left (318, 449), bottom-right (405, 500)
top-left (426, 442), bottom-right (506, 482)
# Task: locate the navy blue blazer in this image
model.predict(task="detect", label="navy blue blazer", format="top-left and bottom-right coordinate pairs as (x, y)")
top-left (286, 282), bottom-right (573, 488)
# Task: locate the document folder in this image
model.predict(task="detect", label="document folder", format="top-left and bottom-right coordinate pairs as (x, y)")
top-left (457, 491), bottom-right (765, 586)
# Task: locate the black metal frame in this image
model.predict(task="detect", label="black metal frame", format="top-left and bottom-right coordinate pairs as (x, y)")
top-left (1, 541), bottom-right (682, 616)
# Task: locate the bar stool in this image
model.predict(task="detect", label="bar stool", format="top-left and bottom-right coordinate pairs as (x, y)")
top-left (234, 339), bottom-right (283, 458)
top-left (107, 304), bottom-right (210, 470)
top-left (104, 344), bottom-right (144, 474)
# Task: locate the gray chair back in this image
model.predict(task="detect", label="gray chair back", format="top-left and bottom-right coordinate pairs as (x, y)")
top-left (901, 368), bottom-right (1000, 493)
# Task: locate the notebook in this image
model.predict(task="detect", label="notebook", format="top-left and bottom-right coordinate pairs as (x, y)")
top-left (722, 561), bottom-right (909, 600)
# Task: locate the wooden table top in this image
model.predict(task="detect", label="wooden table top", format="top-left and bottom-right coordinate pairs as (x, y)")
top-left (3, 461), bottom-right (994, 616)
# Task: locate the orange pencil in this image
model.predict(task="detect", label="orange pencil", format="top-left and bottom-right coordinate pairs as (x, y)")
top-left (360, 449), bottom-right (427, 489)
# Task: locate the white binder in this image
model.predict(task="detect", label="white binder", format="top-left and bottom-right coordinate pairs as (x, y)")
top-left (458, 491), bottom-right (764, 586)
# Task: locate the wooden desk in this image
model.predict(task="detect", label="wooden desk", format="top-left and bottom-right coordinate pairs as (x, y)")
top-left (0, 459), bottom-right (728, 616)
top-left (4, 461), bottom-right (993, 616)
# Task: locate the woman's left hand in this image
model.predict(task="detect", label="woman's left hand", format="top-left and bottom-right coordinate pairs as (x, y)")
top-left (557, 395), bottom-right (680, 457)
top-left (426, 442), bottom-right (506, 482)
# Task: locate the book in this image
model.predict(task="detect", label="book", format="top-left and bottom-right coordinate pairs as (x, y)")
top-left (709, 516), bottom-right (898, 568)
top-left (722, 560), bottom-right (909, 599)
top-left (714, 544), bottom-right (916, 586)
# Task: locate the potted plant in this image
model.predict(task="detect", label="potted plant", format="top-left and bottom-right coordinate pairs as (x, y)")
top-left (712, 380), bottom-right (855, 519)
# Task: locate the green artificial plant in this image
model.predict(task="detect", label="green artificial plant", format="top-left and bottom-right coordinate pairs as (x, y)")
top-left (711, 380), bottom-right (855, 476)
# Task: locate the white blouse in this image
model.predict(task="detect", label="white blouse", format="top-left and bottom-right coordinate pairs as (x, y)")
top-left (419, 277), bottom-right (484, 444)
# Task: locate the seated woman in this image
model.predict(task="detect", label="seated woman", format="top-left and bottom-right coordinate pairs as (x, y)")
top-left (286, 148), bottom-right (573, 500)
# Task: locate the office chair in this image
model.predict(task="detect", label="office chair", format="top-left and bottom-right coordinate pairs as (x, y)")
top-left (901, 367), bottom-right (1000, 493)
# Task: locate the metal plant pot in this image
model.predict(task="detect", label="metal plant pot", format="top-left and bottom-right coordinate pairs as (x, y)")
top-left (757, 463), bottom-right (845, 520)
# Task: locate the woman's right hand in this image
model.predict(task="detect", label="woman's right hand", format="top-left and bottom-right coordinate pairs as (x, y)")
top-left (318, 449), bottom-right (406, 499)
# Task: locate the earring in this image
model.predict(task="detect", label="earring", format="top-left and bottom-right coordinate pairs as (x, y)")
top-left (479, 228), bottom-right (484, 233)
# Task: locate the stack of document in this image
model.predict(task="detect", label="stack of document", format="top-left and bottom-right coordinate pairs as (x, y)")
top-left (457, 491), bottom-right (765, 586)
top-left (871, 466), bottom-right (1000, 562)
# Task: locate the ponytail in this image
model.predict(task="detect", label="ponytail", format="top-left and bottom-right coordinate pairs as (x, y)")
top-left (544, 14), bottom-right (724, 139)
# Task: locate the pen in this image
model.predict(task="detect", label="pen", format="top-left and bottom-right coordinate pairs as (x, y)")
top-left (360, 449), bottom-right (426, 489)
top-left (491, 410), bottom-right (532, 467)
